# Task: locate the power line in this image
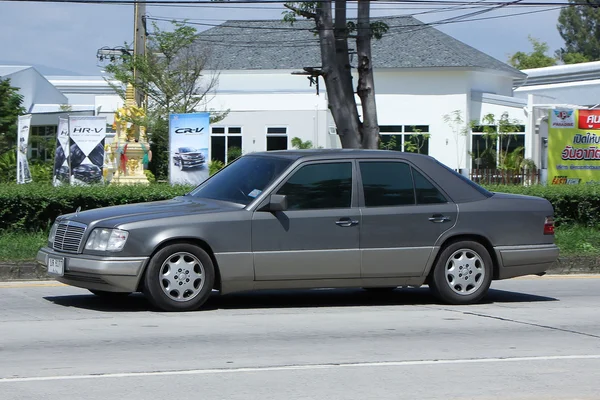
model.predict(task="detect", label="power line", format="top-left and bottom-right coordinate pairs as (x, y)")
top-left (0, 0), bottom-right (590, 6)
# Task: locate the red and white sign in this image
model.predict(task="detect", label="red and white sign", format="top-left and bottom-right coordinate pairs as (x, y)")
top-left (578, 110), bottom-right (600, 130)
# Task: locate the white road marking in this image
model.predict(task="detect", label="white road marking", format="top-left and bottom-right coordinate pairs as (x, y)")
top-left (2, 355), bottom-right (600, 383)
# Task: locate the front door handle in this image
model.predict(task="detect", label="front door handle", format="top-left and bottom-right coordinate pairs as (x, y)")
top-left (335, 217), bottom-right (359, 227)
top-left (429, 214), bottom-right (451, 223)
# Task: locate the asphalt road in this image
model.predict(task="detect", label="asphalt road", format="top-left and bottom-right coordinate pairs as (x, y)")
top-left (1, 276), bottom-right (599, 400)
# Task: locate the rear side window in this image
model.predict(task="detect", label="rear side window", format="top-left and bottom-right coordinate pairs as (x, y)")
top-left (412, 168), bottom-right (447, 204)
top-left (359, 162), bottom-right (415, 206)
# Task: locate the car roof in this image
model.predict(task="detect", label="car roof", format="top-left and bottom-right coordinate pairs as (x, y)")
top-left (249, 149), bottom-right (432, 161)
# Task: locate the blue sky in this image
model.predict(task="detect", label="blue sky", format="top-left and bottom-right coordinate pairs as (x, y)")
top-left (0, 1), bottom-right (565, 75)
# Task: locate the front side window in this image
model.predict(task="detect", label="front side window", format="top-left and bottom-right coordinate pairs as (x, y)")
top-left (359, 162), bottom-right (415, 207)
top-left (276, 162), bottom-right (352, 210)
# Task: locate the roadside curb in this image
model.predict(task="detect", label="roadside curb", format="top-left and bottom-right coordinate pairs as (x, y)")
top-left (0, 262), bottom-right (53, 281)
top-left (1, 256), bottom-right (600, 281)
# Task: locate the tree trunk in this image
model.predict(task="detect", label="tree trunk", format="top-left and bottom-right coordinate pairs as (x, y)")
top-left (356, 0), bottom-right (380, 149)
top-left (316, 0), bottom-right (362, 148)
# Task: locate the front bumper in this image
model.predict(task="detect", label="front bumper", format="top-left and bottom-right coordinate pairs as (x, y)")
top-left (181, 158), bottom-right (205, 167)
top-left (36, 247), bottom-right (149, 293)
top-left (495, 244), bottom-right (560, 280)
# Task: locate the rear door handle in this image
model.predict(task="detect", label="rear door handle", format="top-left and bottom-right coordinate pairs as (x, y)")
top-left (429, 214), bottom-right (451, 223)
top-left (335, 217), bottom-right (359, 227)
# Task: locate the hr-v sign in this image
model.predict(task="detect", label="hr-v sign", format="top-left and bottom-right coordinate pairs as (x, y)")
top-left (579, 110), bottom-right (600, 130)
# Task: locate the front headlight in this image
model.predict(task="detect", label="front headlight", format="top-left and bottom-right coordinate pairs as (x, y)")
top-left (48, 222), bottom-right (59, 245)
top-left (85, 228), bottom-right (129, 252)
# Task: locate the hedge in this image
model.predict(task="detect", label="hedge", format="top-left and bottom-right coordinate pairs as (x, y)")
top-left (0, 183), bottom-right (192, 232)
top-left (0, 182), bottom-right (599, 233)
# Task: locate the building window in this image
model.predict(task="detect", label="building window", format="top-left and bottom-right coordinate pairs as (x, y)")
top-left (211, 126), bottom-right (242, 164)
top-left (29, 125), bottom-right (57, 161)
top-left (471, 124), bottom-right (526, 169)
top-left (267, 127), bottom-right (288, 151)
top-left (379, 125), bottom-right (429, 155)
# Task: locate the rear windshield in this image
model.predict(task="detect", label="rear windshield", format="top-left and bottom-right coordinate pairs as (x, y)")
top-left (435, 160), bottom-right (493, 198)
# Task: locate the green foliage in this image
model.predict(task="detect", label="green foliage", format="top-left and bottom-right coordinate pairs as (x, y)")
top-left (557, 1), bottom-right (600, 63)
top-left (208, 160), bottom-right (225, 176)
top-left (291, 137), bottom-right (315, 149)
top-left (227, 146), bottom-right (243, 162)
top-left (0, 183), bottom-right (192, 232)
top-left (28, 161), bottom-right (53, 183)
top-left (554, 224), bottom-right (600, 255)
top-left (0, 78), bottom-right (26, 154)
top-left (471, 112), bottom-right (525, 171)
top-left (508, 36), bottom-right (557, 69)
top-left (0, 149), bottom-right (16, 183)
top-left (482, 184), bottom-right (600, 227)
top-left (378, 134), bottom-right (400, 151)
top-left (144, 169), bottom-right (156, 183)
top-left (0, 231), bottom-right (48, 261)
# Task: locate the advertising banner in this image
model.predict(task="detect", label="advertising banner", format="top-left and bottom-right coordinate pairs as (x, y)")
top-left (68, 116), bottom-right (107, 185)
top-left (52, 117), bottom-right (70, 186)
top-left (16, 114), bottom-right (32, 184)
top-left (169, 112), bottom-right (209, 185)
top-left (548, 109), bottom-right (600, 185)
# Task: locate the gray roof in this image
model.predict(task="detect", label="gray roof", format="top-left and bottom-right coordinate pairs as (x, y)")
top-left (200, 16), bottom-right (524, 77)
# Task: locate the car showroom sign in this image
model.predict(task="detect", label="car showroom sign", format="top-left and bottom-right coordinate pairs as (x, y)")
top-left (548, 108), bottom-right (600, 185)
top-left (66, 116), bottom-right (107, 185)
top-left (168, 112), bottom-right (210, 185)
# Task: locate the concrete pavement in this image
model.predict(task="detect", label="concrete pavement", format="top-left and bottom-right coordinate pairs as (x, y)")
top-left (1, 276), bottom-right (599, 399)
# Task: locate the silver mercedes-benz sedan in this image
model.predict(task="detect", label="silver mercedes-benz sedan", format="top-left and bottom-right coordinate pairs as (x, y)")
top-left (37, 149), bottom-right (559, 311)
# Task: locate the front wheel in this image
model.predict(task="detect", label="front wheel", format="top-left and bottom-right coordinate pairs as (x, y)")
top-left (143, 243), bottom-right (215, 312)
top-left (429, 240), bottom-right (492, 305)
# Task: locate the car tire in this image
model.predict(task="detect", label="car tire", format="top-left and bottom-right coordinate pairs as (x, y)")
top-left (143, 243), bottom-right (215, 312)
top-left (89, 289), bottom-right (131, 298)
top-left (429, 240), bottom-right (492, 305)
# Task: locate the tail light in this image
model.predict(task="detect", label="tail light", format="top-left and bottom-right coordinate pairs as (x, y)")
top-left (544, 216), bottom-right (555, 235)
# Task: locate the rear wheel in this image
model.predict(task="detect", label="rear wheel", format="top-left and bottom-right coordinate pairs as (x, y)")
top-left (143, 243), bottom-right (215, 312)
top-left (429, 240), bottom-right (492, 305)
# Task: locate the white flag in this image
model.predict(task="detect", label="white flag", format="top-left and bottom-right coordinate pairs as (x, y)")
top-left (16, 115), bottom-right (32, 184)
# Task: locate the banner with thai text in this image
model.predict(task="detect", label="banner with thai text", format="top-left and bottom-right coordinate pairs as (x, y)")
top-left (548, 108), bottom-right (600, 185)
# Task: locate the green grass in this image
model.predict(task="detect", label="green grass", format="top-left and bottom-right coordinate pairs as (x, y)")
top-left (0, 225), bottom-right (598, 261)
top-left (554, 225), bottom-right (600, 256)
top-left (0, 231), bottom-right (47, 261)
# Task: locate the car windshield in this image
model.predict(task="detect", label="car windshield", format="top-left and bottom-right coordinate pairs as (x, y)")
top-left (179, 147), bottom-right (195, 152)
top-left (188, 155), bottom-right (293, 206)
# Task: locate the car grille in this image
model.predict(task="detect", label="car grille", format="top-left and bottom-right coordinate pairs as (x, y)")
top-left (53, 221), bottom-right (87, 253)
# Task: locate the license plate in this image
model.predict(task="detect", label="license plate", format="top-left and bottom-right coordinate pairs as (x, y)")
top-left (48, 257), bottom-right (64, 276)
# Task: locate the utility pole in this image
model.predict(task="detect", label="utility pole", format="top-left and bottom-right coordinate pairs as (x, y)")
top-left (133, 0), bottom-right (147, 108)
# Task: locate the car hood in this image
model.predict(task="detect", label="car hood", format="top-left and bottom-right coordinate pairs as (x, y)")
top-left (57, 196), bottom-right (242, 227)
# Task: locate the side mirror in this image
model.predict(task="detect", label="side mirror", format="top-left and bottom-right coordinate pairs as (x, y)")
top-left (268, 194), bottom-right (288, 212)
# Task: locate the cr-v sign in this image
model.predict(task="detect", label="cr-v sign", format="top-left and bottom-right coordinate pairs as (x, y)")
top-left (175, 127), bottom-right (205, 134)
top-left (579, 110), bottom-right (600, 130)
